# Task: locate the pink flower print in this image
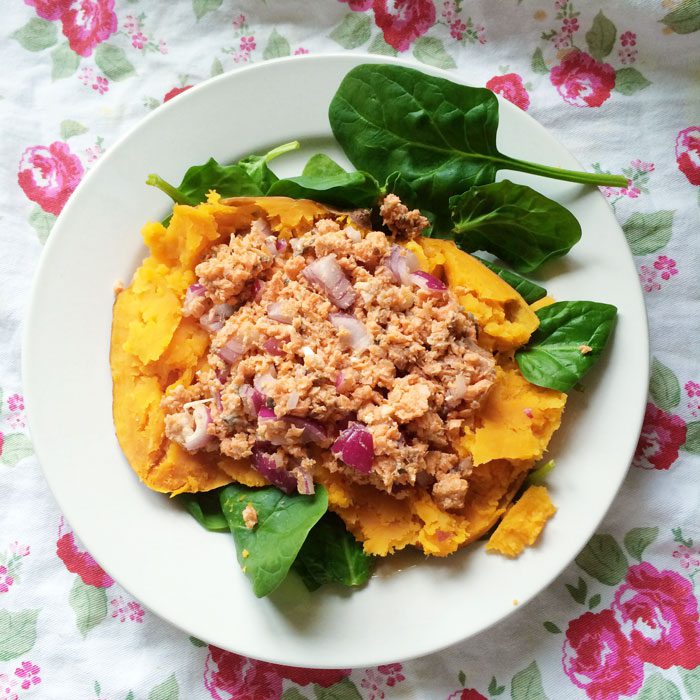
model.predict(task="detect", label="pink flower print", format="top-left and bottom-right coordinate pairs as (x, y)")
top-left (441, 0), bottom-right (456, 22)
top-left (486, 73), bottom-right (530, 111)
top-left (25, 0), bottom-right (63, 20)
top-left (372, 0), bottom-right (436, 52)
top-left (685, 381), bottom-right (700, 398)
top-left (562, 17), bottom-right (579, 34)
top-left (450, 19), bottom-right (466, 40)
top-left (79, 66), bottom-right (94, 86)
top-left (619, 180), bottom-right (640, 198)
top-left (378, 663), bottom-right (405, 687)
top-left (293, 47), bottom-right (309, 55)
top-left (554, 0), bottom-right (567, 9)
top-left (60, 0), bottom-right (118, 58)
top-left (127, 600), bottom-right (144, 622)
top-left (554, 32), bottom-right (572, 49)
top-left (620, 31), bottom-right (636, 47)
top-left (360, 668), bottom-right (386, 700)
top-left (618, 47), bottom-right (637, 65)
top-left (240, 36), bottom-right (256, 52)
top-left (0, 433), bottom-right (4, 459)
top-left (7, 394), bottom-right (24, 412)
top-left (448, 692), bottom-right (488, 700)
top-left (14, 662), bottom-right (40, 691)
top-left (633, 402), bottom-right (687, 470)
top-left (131, 31), bottom-right (147, 49)
top-left (110, 596), bottom-right (144, 622)
top-left (158, 39), bottom-right (168, 54)
top-left (56, 530), bottom-right (114, 587)
top-left (17, 142), bottom-right (84, 216)
top-left (613, 562), bottom-right (700, 670)
top-left (475, 23), bottom-right (486, 44)
top-left (0, 673), bottom-right (19, 700)
top-left (232, 13), bottom-right (246, 29)
top-left (339, 0), bottom-right (373, 10)
top-left (676, 126), bottom-right (700, 186)
top-left (0, 565), bottom-right (14, 594)
top-left (122, 14), bottom-right (138, 33)
top-left (92, 76), bottom-right (109, 94)
top-left (653, 255), bottom-right (678, 281)
top-left (550, 51), bottom-right (616, 108)
top-left (9, 542), bottom-right (30, 557)
top-left (639, 265), bottom-right (660, 293)
top-left (673, 545), bottom-right (700, 570)
top-left (631, 159), bottom-right (654, 173)
top-left (204, 647), bottom-right (283, 700)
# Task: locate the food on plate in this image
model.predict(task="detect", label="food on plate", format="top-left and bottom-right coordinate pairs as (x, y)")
top-left (111, 63), bottom-right (620, 597)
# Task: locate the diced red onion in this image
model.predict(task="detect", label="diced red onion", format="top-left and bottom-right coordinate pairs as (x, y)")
top-left (285, 416), bottom-right (326, 445)
top-left (252, 279), bottom-right (266, 301)
top-left (199, 303), bottom-right (234, 333)
top-left (447, 375), bottom-right (468, 404)
top-left (252, 447), bottom-right (297, 494)
top-left (215, 368), bottom-right (229, 384)
top-left (263, 337), bottom-right (284, 356)
top-left (330, 313), bottom-right (371, 350)
top-left (185, 283), bottom-right (206, 307)
top-left (411, 270), bottom-right (447, 293)
top-left (386, 245), bottom-right (419, 286)
top-left (302, 255), bottom-right (356, 310)
top-left (346, 226), bottom-right (361, 242)
top-left (253, 372), bottom-right (276, 394)
top-left (267, 302), bottom-right (293, 324)
top-left (290, 238), bottom-right (305, 256)
top-left (284, 390), bottom-right (299, 411)
top-left (216, 337), bottom-right (245, 364)
top-left (331, 423), bottom-right (374, 474)
top-left (257, 406), bottom-right (276, 421)
top-left (183, 404), bottom-right (211, 452)
top-left (214, 390), bottom-right (223, 411)
top-left (276, 239), bottom-right (288, 254)
top-left (335, 371), bottom-right (345, 392)
top-left (296, 467), bottom-right (315, 495)
top-left (239, 385), bottom-right (266, 417)
top-left (264, 237), bottom-right (278, 257)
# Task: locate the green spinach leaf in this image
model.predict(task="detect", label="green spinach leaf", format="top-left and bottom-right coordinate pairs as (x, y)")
top-left (515, 301), bottom-right (618, 391)
top-left (238, 140), bottom-right (299, 192)
top-left (450, 180), bottom-right (581, 273)
top-left (329, 64), bottom-right (627, 229)
top-left (220, 483), bottom-right (328, 597)
top-left (177, 491), bottom-right (229, 532)
top-left (302, 153), bottom-right (347, 178)
top-left (472, 256), bottom-right (547, 304)
top-left (293, 513), bottom-right (373, 591)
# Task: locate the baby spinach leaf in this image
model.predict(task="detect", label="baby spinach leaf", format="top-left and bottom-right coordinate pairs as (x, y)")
top-left (293, 513), bottom-right (373, 591)
top-left (237, 140), bottom-right (300, 193)
top-left (515, 301), bottom-right (618, 391)
top-left (177, 491), bottom-right (229, 532)
top-left (450, 181), bottom-right (582, 273)
top-left (220, 483), bottom-right (328, 597)
top-left (329, 64), bottom-right (627, 229)
top-left (268, 168), bottom-right (382, 209)
top-left (302, 153), bottom-right (347, 178)
top-left (472, 255), bottom-right (547, 304)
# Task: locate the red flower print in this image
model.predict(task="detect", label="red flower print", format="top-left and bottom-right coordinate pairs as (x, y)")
top-left (486, 73), bottom-right (530, 111)
top-left (0, 432), bottom-right (4, 459)
top-left (653, 255), bottom-right (678, 281)
top-left (203, 647), bottom-right (282, 700)
top-left (240, 36), bottom-right (256, 52)
top-left (613, 562), bottom-right (700, 670)
top-left (620, 31), bottom-right (637, 47)
top-left (339, 0), bottom-right (373, 10)
top-left (260, 663), bottom-right (351, 688)
top-left (14, 662), bottom-right (41, 691)
top-left (633, 402), bottom-right (687, 471)
top-left (17, 142), bottom-right (84, 216)
top-left (448, 690), bottom-right (488, 700)
top-left (7, 394), bottom-right (24, 412)
top-left (164, 85), bottom-right (193, 102)
top-left (562, 609), bottom-right (644, 700)
top-left (0, 565), bottom-right (14, 594)
top-left (24, 0), bottom-right (62, 20)
top-left (0, 672), bottom-right (19, 700)
top-left (378, 663), bottom-right (405, 687)
top-left (92, 75), bottom-right (109, 94)
top-left (562, 17), bottom-right (579, 34)
top-left (60, 0), bottom-right (118, 57)
top-left (56, 531), bottom-right (114, 587)
top-left (639, 264), bottom-right (660, 293)
top-left (685, 380), bottom-right (700, 398)
top-left (372, 0), bottom-right (436, 52)
top-left (131, 31), bottom-right (147, 49)
top-left (550, 51), bottom-right (616, 108)
top-left (676, 126), bottom-right (700, 186)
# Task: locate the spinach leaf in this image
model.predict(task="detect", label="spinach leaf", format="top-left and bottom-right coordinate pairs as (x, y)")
top-left (293, 513), bottom-right (373, 591)
top-left (515, 301), bottom-right (617, 391)
top-left (268, 167), bottom-right (382, 209)
top-left (329, 64), bottom-right (627, 229)
top-left (220, 483), bottom-right (328, 597)
top-left (177, 491), bottom-right (229, 532)
top-left (302, 153), bottom-right (347, 178)
top-left (472, 255), bottom-right (547, 304)
top-left (450, 180), bottom-right (582, 273)
top-left (146, 140), bottom-right (300, 206)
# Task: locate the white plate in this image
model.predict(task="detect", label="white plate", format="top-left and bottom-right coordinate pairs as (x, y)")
top-left (23, 54), bottom-right (648, 668)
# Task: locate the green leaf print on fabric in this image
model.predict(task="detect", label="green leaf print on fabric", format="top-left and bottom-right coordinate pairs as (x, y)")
top-left (681, 667), bottom-right (700, 700)
top-left (684, 421), bottom-right (700, 454)
top-left (565, 576), bottom-right (587, 605)
top-left (51, 43), bottom-right (80, 80)
top-left (614, 67), bottom-right (651, 95)
top-left (412, 37), bottom-right (457, 69)
top-left (368, 33), bottom-right (398, 56)
top-left (575, 534), bottom-right (628, 585)
top-left (193, 0), bottom-right (222, 21)
top-left (210, 57), bottom-right (224, 76)
top-left (624, 527), bottom-right (659, 561)
top-left (0, 433), bottom-right (33, 467)
top-left (70, 578), bottom-right (107, 636)
top-left (330, 14), bottom-right (371, 49)
top-left (60, 120), bottom-right (88, 140)
top-left (281, 689), bottom-right (308, 700)
top-left (585, 11), bottom-right (616, 61)
top-left (148, 674), bottom-right (179, 700)
top-left (12, 18), bottom-right (58, 52)
top-left (661, 0), bottom-right (700, 34)
top-left (313, 678), bottom-right (362, 700)
top-left (531, 47), bottom-right (548, 74)
top-left (29, 206), bottom-right (56, 245)
top-left (649, 357), bottom-right (681, 411)
top-left (622, 211), bottom-right (674, 255)
top-left (588, 593), bottom-right (601, 609)
top-left (0, 610), bottom-right (39, 661)
top-left (543, 621), bottom-right (562, 634)
top-left (511, 661), bottom-right (549, 700)
top-left (263, 29), bottom-right (291, 59)
top-left (639, 674), bottom-right (682, 700)
top-left (488, 675), bottom-right (506, 695)
top-left (95, 44), bottom-right (135, 81)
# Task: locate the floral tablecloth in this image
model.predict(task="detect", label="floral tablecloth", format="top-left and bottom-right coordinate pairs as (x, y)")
top-left (2, 0), bottom-right (699, 698)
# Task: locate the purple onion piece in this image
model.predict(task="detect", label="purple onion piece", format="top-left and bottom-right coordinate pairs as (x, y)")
top-left (257, 406), bottom-right (277, 421)
top-left (252, 279), bottom-right (266, 301)
top-left (183, 404), bottom-right (211, 452)
top-left (284, 416), bottom-right (326, 445)
top-left (331, 423), bottom-right (374, 474)
top-left (199, 303), bottom-right (234, 333)
top-left (276, 239), bottom-right (288, 254)
top-left (386, 245), bottom-right (419, 286)
top-left (411, 270), bottom-right (447, 292)
top-left (263, 337), bottom-right (284, 356)
top-left (267, 302), bottom-right (293, 324)
top-left (296, 467), bottom-right (315, 495)
top-left (302, 255), bottom-right (356, 310)
top-left (216, 337), bottom-right (245, 364)
top-left (252, 448), bottom-right (297, 494)
top-left (239, 385), bottom-right (266, 417)
top-left (329, 313), bottom-right (371, 351)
